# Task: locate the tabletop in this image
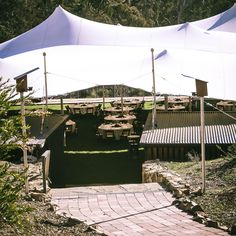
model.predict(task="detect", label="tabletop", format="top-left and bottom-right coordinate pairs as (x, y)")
top-left (104, 106), bottom-right (134, 114)
top-left (98, 123), bottom-right (133, 140)
top-left (104, 114), bottom-right (136, 123)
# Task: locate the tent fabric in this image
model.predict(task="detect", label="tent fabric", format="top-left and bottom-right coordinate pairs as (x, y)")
top-left (1, 5), bottom-right (236, 100)
top-left (193, 3), bottom-right (236, 32)
top-left (0, 6), bottom-right (185, 58)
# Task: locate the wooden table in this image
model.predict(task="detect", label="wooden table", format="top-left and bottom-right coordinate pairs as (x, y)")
top-left (216, 101), bottom-right (236, 111)
top-left (65, 119), bottom-right (76, 133)
top-left (104, 114), bottom-right (136, 124)
top-left (168, 97), bottom-right (190, 106)
top-left (113, 99), bottom-right (142, 109)
top-left (98, 123), bottom-right (133, 140)
top-left (104, 106), bottom-right (134, 115)
top-left (156, 104), bottom-right (186, 111)
top-left (69, 103), bottom-right (99, 115)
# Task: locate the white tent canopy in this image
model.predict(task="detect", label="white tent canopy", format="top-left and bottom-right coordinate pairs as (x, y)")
top-left (1, 4), bottom-right (236, 100)
top-left (193, 3), bottom-right (236, 32)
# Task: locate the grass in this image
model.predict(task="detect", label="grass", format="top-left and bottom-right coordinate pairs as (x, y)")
top-left (10, 104), bottom-right (62, 111)
top-left (65, 147), bottom-right (144, 155)
top-left (11, 100), bottom-right (153, 111)
top-left (162, 155), bottom-right (236, 229)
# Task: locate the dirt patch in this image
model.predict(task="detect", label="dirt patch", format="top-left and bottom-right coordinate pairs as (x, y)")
top-left (0, 198), bottom-right (104, 236)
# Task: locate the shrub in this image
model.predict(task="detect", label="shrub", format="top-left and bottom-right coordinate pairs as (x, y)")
top-left (0, 162), bottom-right (31, 230)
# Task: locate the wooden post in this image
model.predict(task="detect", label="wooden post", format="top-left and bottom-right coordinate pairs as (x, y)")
top-left (20, 92), bottom-right (29, 194)
top-left (60, 97), bottom-right (64, 115)
top-left (42, 150), bottom-right (51, 193)
top-left (164, 95), bottom-right (168, 111)
top-left (102, 85), bottom-right (105, 110)
top-left (189, 96), bottom-right (192, 112)
top-left (196, 79), bottom-right (208, 193)
top-left (182, 74), bottom-right (208, 193)
top-left (120, 85), bottom-right (124, 115)
top-left (151, 48), bottom-right (157, 130)
top-left (14, 67), bottom-right (39, 194)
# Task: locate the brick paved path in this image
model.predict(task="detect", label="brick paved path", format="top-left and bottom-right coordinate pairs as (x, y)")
top-left (51, 183), bottom-right (229, 236)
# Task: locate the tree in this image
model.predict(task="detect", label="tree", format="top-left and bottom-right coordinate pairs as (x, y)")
top-left (0, 78), bottom-right (31, 232)
top-left (0, 78), bottom-right (22, 159)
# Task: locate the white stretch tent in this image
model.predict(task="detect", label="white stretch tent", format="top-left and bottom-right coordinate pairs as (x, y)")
top-left (1, 4), bottom-right (236, 99)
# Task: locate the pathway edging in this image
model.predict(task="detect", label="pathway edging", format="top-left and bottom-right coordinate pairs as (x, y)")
top-left (142, 160), bottom-right (231, 234)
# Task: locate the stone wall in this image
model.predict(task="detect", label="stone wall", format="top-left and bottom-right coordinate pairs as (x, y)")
top-left (142, 159), bottom-right (190, 198)
top-left (142, 159), bottom-right (230, 233)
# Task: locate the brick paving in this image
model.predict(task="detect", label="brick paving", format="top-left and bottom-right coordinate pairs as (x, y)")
top-left (51, 183), bottom-right (229, 236)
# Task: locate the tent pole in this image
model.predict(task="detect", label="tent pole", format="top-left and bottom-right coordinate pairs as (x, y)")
top-left (120, 85), bottom-right (124, 116)
top-left (43, 52), bottom-right (48, 111)
top-left (151, 48), bottom-right (157, 130)
top-left (102, 85), bottom-right (105, 110)
top-left (200, 96), bottom-right (206, 193)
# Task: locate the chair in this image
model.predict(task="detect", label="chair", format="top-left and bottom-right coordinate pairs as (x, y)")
top-left (106, 130), bottom-right (114, 138)
top-left (65, 119), bottom-right (77, 134)
top-left (122, 129), bottom-right (130, 137)
top-left (65, 105), bottom-right (74, 115)
top-left (110, 101), bottom-right (115, 107)
top-left (87, 108), bottom-right (94, 114)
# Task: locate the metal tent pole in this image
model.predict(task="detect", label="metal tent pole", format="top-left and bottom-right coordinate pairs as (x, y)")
top-left (200, 96), bottom-right (206, 193)
top-left (43, 52), bottom-right (48, 111)
top-left (151, 48), bottom-right (157, 130)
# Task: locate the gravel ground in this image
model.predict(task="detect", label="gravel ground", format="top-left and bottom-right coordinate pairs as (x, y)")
top-left (0, 198), bottom-right (105, 236)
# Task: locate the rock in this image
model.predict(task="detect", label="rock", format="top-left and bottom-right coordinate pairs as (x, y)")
top-left (193, 215), bottom-right (205, 224)
top-left (173, 189), bottom-right (183, 198)
top-left (193, 211), bottom-right (207, 224)
top-left (230, 225), bottom-right (236, 235)
top-left (191, 187), bottom-right (202, 196)
top-left (142, 160), bottom-right (229, 233)
top-left (182, 188), bottom-right (190, 195)
top-left (218, 225), bottom-right (228, 232)
top-left (191, 203), bottom-right (203, 213)
top-left (206, 218), bottom-right (219, 228)
top-left (194, 211), bottom-right (208, 218)
top-left (30, 192), bottom-right (46, 202)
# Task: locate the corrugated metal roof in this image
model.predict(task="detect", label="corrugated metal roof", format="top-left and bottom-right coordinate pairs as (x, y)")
top-left (144, 111), bottom-right (236, 130)
top-left (140, 124), bottom-right (236, 145)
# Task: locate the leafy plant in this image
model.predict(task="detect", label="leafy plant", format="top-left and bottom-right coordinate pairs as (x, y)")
top-left (0, 78), bottom-right (32, 231)
top-left (0, 78), bottom-right (21, 154)
top-left (0, 162), bottom-right (31, 230)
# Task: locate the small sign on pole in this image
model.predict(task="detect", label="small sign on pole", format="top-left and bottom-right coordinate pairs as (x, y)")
top-left (182, 74), bottom-right (208, 193)
top-left (196, 79), bottom-right (208, 97)
top-left (16, 75), bottom-right (28, 93)
top-left (195, 79), bottom-right (208, 193)
top-left (14, 67), bottom-right (39, 194)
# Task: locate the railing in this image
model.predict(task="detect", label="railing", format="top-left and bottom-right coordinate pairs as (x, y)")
top-left (41, 150), bottom-right (51, 193)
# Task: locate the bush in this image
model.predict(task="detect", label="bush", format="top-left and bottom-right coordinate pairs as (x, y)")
top-left (0, 162), bottom-right (31, 230)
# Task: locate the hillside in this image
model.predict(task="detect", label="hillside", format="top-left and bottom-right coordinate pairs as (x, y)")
top-left (162, 153), bottom-right (236, 230)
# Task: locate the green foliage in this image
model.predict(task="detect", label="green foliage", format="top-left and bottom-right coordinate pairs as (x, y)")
top-left (0, 162), bottom-right (31, 230)
top-left (226, 144), bottom-right (236, 158)
top-left (0, 79), bottom-right (32, 231)
top-left (0, 78), bottom-right (22, 160)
